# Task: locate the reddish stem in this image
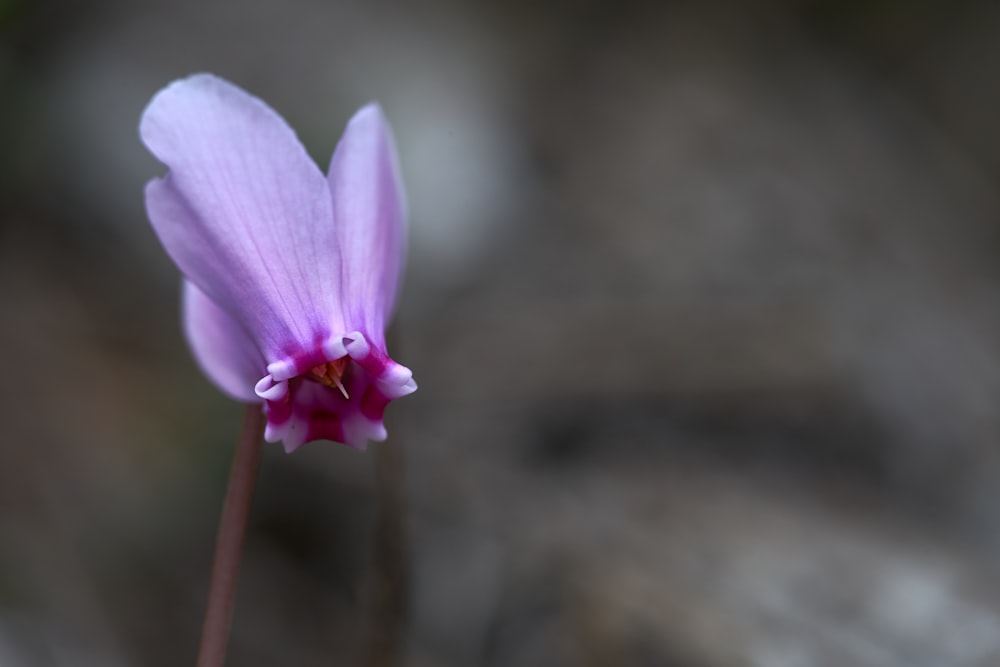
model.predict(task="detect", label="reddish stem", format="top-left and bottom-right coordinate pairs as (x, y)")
top-left (196, 405), bottom-right (265, 667)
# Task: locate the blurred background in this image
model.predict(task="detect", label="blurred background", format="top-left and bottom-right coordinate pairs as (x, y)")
top-left (4, 0), bottom-right (1000, 664)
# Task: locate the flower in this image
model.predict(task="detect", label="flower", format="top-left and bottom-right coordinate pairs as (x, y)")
top-left (140, 73), bottom-right (416, 452)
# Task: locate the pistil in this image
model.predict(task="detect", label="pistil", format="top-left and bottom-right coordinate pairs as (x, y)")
top-left (309, 358), bottom-right (350, 398)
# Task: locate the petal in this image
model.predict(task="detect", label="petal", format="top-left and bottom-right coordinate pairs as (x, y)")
top-left (141, 73), bottom-right (347, 363)
top-left (182, 280), bottom-right (264, 402)
top-left (327, 103), bottom-right (407, 344)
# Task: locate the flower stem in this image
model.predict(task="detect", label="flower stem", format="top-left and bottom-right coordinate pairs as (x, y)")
top-left (196, 405), bottom-right (265, 667)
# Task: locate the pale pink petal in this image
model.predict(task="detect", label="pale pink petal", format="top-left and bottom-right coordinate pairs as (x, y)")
top-left (182, 280), bottom-right (265, 403)
top-left (327, 104), bottom-right (407, 344)
top-left (141, 73), bottom-right (348, 362)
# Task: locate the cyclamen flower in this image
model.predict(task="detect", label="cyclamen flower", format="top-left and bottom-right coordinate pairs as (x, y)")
top-left (140, 74), bottom-right (416, 452)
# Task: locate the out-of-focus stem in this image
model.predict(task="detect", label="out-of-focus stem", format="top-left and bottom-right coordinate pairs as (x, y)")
top-left (365, 437), bottom-right (411, 667)
top-left (196, 405), bottom-right (265, 667)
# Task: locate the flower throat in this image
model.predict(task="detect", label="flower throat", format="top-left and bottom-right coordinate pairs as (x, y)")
top-left (309, 358), bottom-right (350, 398)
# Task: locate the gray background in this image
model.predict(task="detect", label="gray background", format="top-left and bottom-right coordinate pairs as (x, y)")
top-left (3, 0), bottom-right (1000, 665)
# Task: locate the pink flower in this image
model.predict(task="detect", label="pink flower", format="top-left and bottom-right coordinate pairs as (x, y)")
top-left (141, 74), bottom-right (416, 452)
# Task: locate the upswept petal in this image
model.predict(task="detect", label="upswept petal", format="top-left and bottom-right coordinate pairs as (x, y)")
top-left (141, 73), bottom-right (347, 363)
top-left (327, 104), bottom-right (407, 344)
top-left (182, 280), bottom-right (264, 403)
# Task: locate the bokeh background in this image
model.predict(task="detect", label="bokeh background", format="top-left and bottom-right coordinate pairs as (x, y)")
top-left (4, 0), bottom-right (1000, 665)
